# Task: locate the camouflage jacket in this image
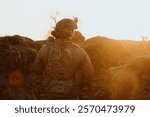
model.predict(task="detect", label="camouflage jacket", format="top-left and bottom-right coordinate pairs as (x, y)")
top-left (32, 39), bottom-right (94, 99)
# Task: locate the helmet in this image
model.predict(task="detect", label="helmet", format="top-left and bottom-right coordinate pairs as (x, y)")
top-left (51, 18), bottom-right (78, 39)
top-left (55, 18), bottom-right (77, 31)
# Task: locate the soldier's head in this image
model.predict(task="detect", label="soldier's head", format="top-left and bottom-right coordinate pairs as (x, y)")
top-left (51, 18), bottom-right (78, 39)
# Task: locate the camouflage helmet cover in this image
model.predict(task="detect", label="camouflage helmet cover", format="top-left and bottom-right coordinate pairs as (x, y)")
top-left (55, 18), bottom-right (78, 31)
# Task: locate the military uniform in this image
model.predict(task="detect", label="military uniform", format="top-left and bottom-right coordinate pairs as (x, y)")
top-left (32, 18), bottom-right (94, 99)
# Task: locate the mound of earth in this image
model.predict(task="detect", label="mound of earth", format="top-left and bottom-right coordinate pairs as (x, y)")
top-left (0, 35), bottom-right (41, 99)
top-left (104, 57), bottom-right (150, 99)
top-left (83, 36), bottom-right (150, 99)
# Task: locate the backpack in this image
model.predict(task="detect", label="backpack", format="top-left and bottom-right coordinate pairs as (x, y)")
top-left (43, 40), bottom-right (80, 98)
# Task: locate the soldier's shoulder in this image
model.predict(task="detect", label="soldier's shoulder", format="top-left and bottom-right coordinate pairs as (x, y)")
top-left (38, 43), bottom-right (49, 55)
top-left (71, 42), bottom-right (88, 55)
top-left (40, 43), bottom-right (49, 50)
top-left (71, 42), bottom-right (82, 49)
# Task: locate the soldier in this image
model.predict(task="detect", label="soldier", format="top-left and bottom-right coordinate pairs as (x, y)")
top-left (32, 18), bottom-right (94, 99)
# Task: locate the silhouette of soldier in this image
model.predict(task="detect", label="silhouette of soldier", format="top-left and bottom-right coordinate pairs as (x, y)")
top-left (32, 18), bottom-right (94, 99)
